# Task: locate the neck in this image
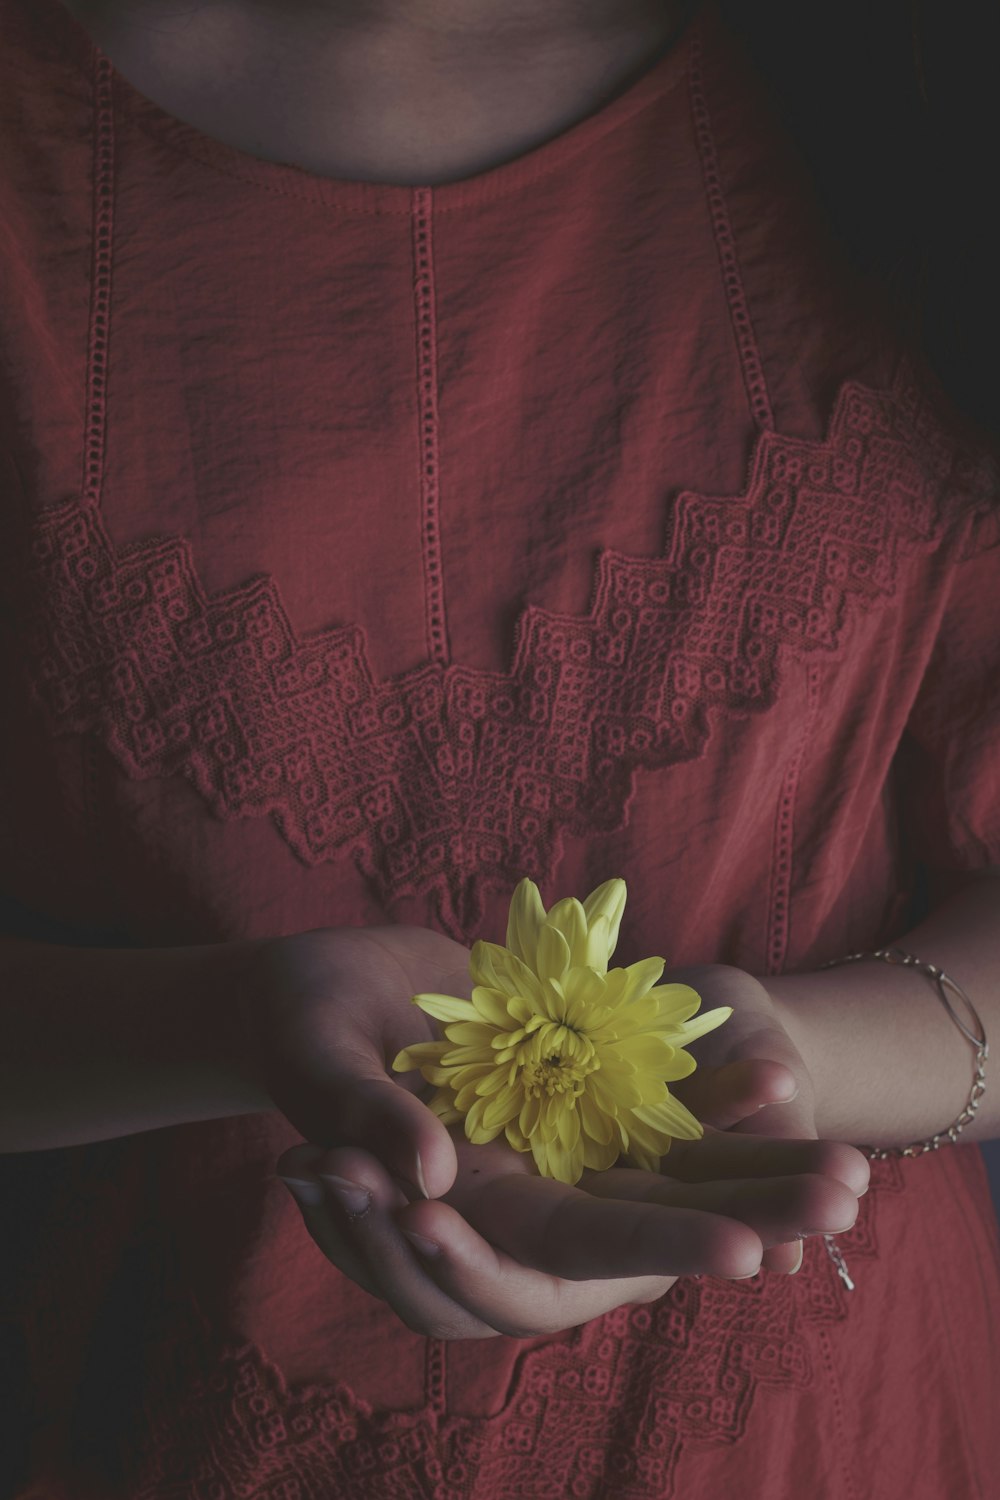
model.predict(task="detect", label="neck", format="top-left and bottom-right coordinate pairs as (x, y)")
top-left (248, 1), bottom-right (668, 37)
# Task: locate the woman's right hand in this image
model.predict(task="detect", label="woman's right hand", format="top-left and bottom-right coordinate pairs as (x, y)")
top-left (241, 925), bottom-right (866, 1339)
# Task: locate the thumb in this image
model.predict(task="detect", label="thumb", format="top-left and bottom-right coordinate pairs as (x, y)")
top-left (730, 1081), bottom-right (816, 1142)
top-left (672, 1056), bottom-right (803, 1131)
top-left (266, 1048), bottom-right (459, 1201)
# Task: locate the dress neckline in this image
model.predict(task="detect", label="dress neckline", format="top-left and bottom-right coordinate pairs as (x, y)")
top-left (37, 0), bottom-right (709, 214)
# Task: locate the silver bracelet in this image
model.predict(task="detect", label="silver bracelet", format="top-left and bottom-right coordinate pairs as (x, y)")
top-left (813, 947), bottom-right (989, 1291)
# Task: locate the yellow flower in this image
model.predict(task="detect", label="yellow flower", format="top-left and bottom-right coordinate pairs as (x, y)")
top-left (393, 878), bottom-right (732, 1186)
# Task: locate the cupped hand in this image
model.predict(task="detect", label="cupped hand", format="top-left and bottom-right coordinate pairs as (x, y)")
top-left (276, 1106), bottom-right (867, 1340)
top-left (243, 923), bottom-right (475, 1200)
top-left (664, 963), bottom-right (871, 1272)
top-left (254, 930), bottom-right (868, 1337)
top-left (275, 1044), bottom-right (869, 1338)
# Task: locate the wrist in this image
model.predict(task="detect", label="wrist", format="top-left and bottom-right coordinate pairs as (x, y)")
top-left (215, 935), bottom-right (285, 1113)
top-left (764, 959), bottom-right (984, 1147)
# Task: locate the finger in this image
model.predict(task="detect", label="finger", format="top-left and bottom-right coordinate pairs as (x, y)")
top-left (396, 1198), bottom-right (677, 1338)
top-left (672, 1058), bottom-right (801, 1129)
top-left (448, 1167), bottom-right (860, 1282)
top-left (305, 1147), bottom-right (501, 1339)
top-left (580, 1166), bottom-right (859, 1245)
top-left (275, 1145), bottom-right (384, 1299)
top-left (707, 1122), bottom-right (869, 1274)
top-left (652, 1123), bottom-right (871, 1197)
top-left (269, 1051), bottom-right (459, 1200)
top-left (722, 1091), bottom-right (832, 1273)
top-left (447, 1171), bottom-right (765, 1280)
top-left (731, 1092), bottom-right (816, 1144)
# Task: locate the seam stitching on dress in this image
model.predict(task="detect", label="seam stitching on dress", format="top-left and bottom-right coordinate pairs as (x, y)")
top-left (815, 1326), bottom-right (862, 1500)
top-left (425, 1336), bottom-right (447, 1423)
top-left (412, 189), bottom-right (449, 666)
top-left (83, 56), bottom-right (115, 509)
top-left (765, 660), bottom-right (821, 974)
top-left (688, 34), bottom-right (775, 433)
top-left (922, 1163), bottom-right (987, 1500)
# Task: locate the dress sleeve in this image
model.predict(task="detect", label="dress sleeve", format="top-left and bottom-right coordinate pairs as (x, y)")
top-left (893, 511), bottom-right (1000, 874)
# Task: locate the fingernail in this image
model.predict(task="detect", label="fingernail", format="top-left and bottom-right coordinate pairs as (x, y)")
top-left (401, 1228), bottom-right (441, 1259)
top-left (787, 1243), bottom-right (804, 1275)
top-left (318, 1174), bottom-right (372, 1218)
top-left (277, 1175), bottom-right (325, 1208)
top-left (756, 1086), bottom-right (799, 1109)
top-left (414, 1153), bottom-right (430, 1201)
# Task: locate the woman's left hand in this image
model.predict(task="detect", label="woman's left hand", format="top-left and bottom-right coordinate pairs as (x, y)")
top-left (665, 962), bottom-right (864, 1272)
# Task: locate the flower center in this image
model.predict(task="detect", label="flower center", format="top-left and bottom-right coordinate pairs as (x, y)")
top-left (518, 1021), bottom-right (599, 1099)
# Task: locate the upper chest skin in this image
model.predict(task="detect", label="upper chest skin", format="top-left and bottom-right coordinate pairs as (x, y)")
top-left (57, 0), bottom-right (690, 185)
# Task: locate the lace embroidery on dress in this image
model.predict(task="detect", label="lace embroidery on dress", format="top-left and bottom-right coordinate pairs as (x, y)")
top-left (8, 363), bottom-right (996, 941)
top-left (70, 1156), bottom-right (898, 1500)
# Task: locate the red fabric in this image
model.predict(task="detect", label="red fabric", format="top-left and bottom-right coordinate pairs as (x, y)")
top-left (2, 0), bottom-right (1000, 1496)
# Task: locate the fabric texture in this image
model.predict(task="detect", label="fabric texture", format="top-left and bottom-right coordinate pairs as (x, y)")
top-left (2, 0), bottom-right (1000, 1496)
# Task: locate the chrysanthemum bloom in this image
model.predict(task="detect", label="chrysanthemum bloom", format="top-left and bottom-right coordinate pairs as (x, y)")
top-left (393, 878), bottom-right (732, 1185)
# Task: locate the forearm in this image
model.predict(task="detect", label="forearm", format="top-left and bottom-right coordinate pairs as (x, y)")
top-left (0, 934), bottom-right (271, 1153)
top-left (768, 874), bottom-right (1000, 1147)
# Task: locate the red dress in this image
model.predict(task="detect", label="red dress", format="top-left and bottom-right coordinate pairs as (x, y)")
top-left (2, 1), bottom-right (999, 1496)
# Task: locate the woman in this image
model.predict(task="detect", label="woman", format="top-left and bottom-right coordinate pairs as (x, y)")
top-left (1, 1), bottom-right (997, 1496)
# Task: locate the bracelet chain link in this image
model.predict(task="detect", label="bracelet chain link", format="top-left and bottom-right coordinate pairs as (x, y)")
top-left (813, 947), bottom-right (989, 1291)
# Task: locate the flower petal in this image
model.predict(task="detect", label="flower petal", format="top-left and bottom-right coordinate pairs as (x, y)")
top-left (625, 1143), bottom-right (662, 1173)
top-left (443, 1021), bottom-right (500, 1048)
top-left (533, 1132), bottom-right (582, 1186)
top-left (439, 1044), bottom-right (499, 1066)
top-left (624, 1112), bottom-right (672, 1157)
top-left (470, 986), bottom-right (519, 1029)
top-left (579, 1088), bottom-right (614, 1145)
top-left (465, 1094), bottom-right (506, 1143)
top-left (660, 1048), bottom-right (699, 1082)
top-left (504, 1120), bottom-right (532, 1153)
top-left (519, 1093), bottom-right (542, 1138)
top-left (589, 1072), bottom-right (625, 1117)
top-left (582, 1135), bottom-right (621, 1171)
top-left (455, 1079), bottom-right (485, 1112)
top-left (475, 941), bottom-right (551, 1013)
top-left (582, 879), bottom-right (627, 962)
top-left (674, 1005), bottom-right (734, 1043)
top-left (562, 965), bottom-right (608, 1022)
top-left (633, 1095), bottom-right (705, 1140)
top-left (413, 992), bottom-right (477, 1025)
top-left (474, 1068), bottom-right (512, 1097)
top-left (563, 1135), bottom-right (586, 1186)
top-left (647, 982), bottom-right (705, 1024)
top-left (469, 940), bottom-right (503, 992)
top-left (544, 897), bottom-right (588, 968)
top-left (391, 1043), bottom-right (444, 1073)
top-left (482, 1087), bottom-right (522, 1132)
top-left (616, 956), bottom-right (666, 1004)
top-left (583, 913), bottom-right (611, 974)
top-left (555, 1102), bottom-right (579, 1150)
top-left (536, 922), bottom-right (572, 985)
top-left (416, 1065), bottom-right (457, 1087)
top-left (428, 1097), bottom-right (464, 1127)
top-left (505, 878), bottom-right (548, 969)
top-left (613, 1034), bottom-right (677, 1073)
